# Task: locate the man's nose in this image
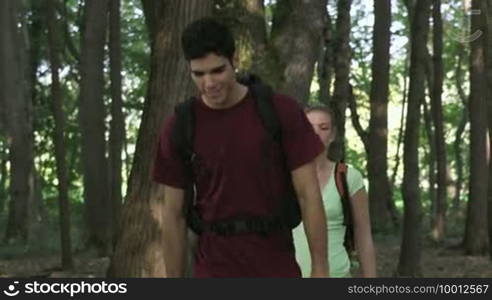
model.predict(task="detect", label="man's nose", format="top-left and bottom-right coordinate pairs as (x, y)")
top-left (203, 74), bottom-right (215, 87)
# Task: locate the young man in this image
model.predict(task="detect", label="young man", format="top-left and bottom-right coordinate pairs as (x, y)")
top-left (153, 17), bottom-right (328, 277)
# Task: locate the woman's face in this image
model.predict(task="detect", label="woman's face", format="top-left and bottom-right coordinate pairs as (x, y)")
top-left (306, 110), bottom-right (335, 149)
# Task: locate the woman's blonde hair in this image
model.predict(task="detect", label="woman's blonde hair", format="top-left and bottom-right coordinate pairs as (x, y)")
top-left (304, 105), bottom-right (337, 134)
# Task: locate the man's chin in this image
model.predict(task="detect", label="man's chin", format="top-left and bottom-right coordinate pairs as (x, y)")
top-left (203, 95), bottom-right (227, 108)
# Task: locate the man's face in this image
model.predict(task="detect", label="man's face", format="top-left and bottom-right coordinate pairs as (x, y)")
top-left (189, 52), bottom-right (236, 109)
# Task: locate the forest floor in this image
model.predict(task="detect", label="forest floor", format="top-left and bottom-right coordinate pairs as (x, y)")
top-left (0, 233), bottom-right (491, 278)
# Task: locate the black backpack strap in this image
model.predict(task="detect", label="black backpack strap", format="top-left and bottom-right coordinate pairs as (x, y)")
top-left (334, 162), bottom-right (355, 254)
top-left (251, 83), bottom-right (301, 229)
top-left (171, 97), bottom-right (204, 234)
top-left (172, 97), bottom-right (196, 164)
top-left (249, 84), bottom-right (280, 142)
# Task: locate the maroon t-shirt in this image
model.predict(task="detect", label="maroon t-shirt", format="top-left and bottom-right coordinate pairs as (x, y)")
top-left (153, 91), bottom-right (323, 277)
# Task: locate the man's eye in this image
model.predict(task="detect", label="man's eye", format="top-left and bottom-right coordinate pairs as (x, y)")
top-left (211, 67), bottom-right (225, 74)
top-left (192, 72), bottom-right (204, 77)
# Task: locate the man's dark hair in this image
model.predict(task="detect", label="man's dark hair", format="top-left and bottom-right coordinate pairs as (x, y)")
top-left (181, 17), bottom-right (235, 62)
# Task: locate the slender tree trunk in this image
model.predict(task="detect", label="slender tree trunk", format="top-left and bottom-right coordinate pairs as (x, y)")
top-left (79, 0), bottom-right (111, 256)
top-left (0, 0), bottom-right (35, 244)
top-left (108, 0), bottom-right (213, 277)
top-left (390, 53), bottom-right (409, 189)
top-left (453, 43), bottom-right (468, 210)
top-left (423, 95), bottom-right (437, 216)
top-left (271, 0), bottom-right (328, 104)
top-left (46, 0), bottom-right (74, 269)
top-left (61, 0), bottom-right (80, 64)
top-left (108, 0), bottom-right (125, 242)
top-left (0, 145), bottom-right (7, 213)
top-left (397, 0), bottom-right (431, 277)
top-left (327, 0), bottom-right (352, 161)
top-left (317, 5), bottom-right (334, 106)
top-left (429, 0), bottom-right (447, 242)
top-left (463, 0), bottom-right (489, 255)
top-left (367, 0), bottom-right (393, 232)
top-left (481, 0), bottom-right (492, 259)
top-left (424, 49), bottom-right (437, 229)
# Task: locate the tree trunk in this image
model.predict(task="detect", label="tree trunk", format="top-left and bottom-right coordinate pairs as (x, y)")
top-left (0, 0), bottom-right (35, 244)
top-left (0, 145), bottom-right (7, 213)
top-left (327, 0), bottom-right (351, 161)
top-left (429, 0), bottom-right (447, 243)
top-left (141, 0), bottom-right (165, 48)
top-left (397, 0), bottom-right (431, 277)
top-left (463, 0), bottom-right (489, 255)
top-left (241, 0), bottom-right (272, 82)
top-left (424, 49), bottom-right (437, 232)
top-left (271, 0), bottom-right (328, 104)
top-left (423, 95), bottom-right (437, 218)
top-left (108, 0), bottom-right (213, 277)
top-left (108, 0), bottom-right (125, 242)
top-left (317, 5), bottom-right (334, 106)
top-left (46, 0), bottom-right (74, 269)
top-left (481, 0), bottom-right (492, 260)
top-left (390, 53), bottom-right (409, 190)
top-left (366, 0), bottom-right (393, 232)
top-left (453, 43), bottom-right (468, 210)
top-left (79, 0), bottom-right (111, 256)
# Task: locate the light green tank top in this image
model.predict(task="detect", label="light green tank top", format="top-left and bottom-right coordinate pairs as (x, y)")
top-left (293, 164), bottom-right (364, 278)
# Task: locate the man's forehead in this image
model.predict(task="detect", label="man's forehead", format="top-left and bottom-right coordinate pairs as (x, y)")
top-left (190, 62), bottom-right (226, 71)
top-left (189, 53), bottom-right (230, 70)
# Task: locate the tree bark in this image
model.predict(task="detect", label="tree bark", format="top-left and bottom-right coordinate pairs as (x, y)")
top-left (108, 0), bottom-right (213, 277)
top-left (141, 0), bottom-right (166, 48)
top-left (429, 0), bottom-right (447, 243)
top-left (79, 0), bottom-right (111, 256)
top-left (0, 145), bottom-right (7, 214)
top-left (327, 0), bottom-right (351, 161)
top-left (0, 0), bottom-right (35, 244)
top-left (317, 5), bottom-right (334, 106)
top-left (397, 0), bottom-right (431, 277)
top-left (46, 0), bottom-right (74, 269)
top-left (241, 0), bottom-right (272, 82)
top-left (481, 0), bottom-right (492, 259)
top-left (108, 0), bottom-right (125, 242)
top-left (463, 0), bottom-right (489, 255)
top-left (453, 43), bottom-right (468, 210)
top-left (423, 94), bottom-right (437, 218)
top-left (271, 0), bottom-right (328, 104)
top-left (390, 52), bottom-right (409, 190)
top-left (367, 0), bottom-right (394, 232)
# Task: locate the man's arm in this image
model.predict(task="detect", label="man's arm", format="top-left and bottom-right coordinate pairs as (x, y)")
top-left (291, 160), bottom-right (329, 277)
top-left (162, 184), bottom-right (188, 277)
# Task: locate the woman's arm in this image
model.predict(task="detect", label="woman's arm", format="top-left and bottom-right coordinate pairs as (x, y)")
top-left (350, 188), bottom-right (377, 277)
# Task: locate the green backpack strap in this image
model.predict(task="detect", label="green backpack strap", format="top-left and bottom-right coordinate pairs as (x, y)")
top-left (334, 161), bottom-right (355, 254)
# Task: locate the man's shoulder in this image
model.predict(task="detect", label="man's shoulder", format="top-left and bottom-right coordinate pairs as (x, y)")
top-left (269, 92), bottom-right (304, 116)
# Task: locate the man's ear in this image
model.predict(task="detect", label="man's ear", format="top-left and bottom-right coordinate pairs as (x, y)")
top-left (232, 52), bottom-right (239, 70)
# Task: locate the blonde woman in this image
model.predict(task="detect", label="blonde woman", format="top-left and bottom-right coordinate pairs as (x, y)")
top-left (293, 106), bottom-right (377, 277)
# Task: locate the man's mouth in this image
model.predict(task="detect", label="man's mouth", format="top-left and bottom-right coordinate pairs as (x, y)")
top-left (206, 88), bottom-right (222, 98)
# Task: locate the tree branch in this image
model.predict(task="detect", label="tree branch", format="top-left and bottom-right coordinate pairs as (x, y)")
top-left (348, 84), bottom-right (369, 147)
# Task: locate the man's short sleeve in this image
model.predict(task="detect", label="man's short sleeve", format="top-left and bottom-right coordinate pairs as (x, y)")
top-left (272, 94), bottom-right (324, 171)
top-left (152, 114), bottom-right (188, 188)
